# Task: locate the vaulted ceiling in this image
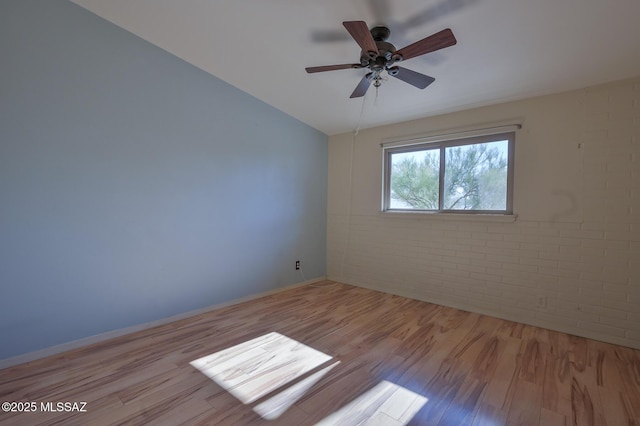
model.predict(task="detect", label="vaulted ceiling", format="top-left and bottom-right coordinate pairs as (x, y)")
top-left (72, 0), bottom-right (640, 135)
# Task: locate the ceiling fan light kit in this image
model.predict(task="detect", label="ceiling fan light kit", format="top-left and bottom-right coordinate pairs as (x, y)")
top-left (305, 21), bottom-right (456, 98)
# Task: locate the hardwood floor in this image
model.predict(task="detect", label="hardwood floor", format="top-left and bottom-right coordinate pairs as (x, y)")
top-left (1, 281), bottom-right (639, 425)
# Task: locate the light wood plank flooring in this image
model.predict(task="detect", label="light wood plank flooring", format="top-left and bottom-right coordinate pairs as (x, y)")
top-left (1, 281), bottom-right (639, 425)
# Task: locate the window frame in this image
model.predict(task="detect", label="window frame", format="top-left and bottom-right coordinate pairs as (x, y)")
top-left (382, 131), bottom-right (515, 214)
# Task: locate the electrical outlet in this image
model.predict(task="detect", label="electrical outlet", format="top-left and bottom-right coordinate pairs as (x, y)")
top-left (537, 296), bottom-right (547, 309)
top-left (295, 260), bottom-right (300, 270)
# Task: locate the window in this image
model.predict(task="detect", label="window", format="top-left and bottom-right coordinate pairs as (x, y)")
top-left (383, 132), bottom-right (514, 214)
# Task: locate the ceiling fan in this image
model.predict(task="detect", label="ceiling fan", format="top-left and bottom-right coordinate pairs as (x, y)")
top-left (305, 21), bottom-right (457, 98)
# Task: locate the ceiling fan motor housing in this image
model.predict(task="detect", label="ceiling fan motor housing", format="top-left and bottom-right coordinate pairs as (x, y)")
top-left (360, 27), bottom-right (400, 69)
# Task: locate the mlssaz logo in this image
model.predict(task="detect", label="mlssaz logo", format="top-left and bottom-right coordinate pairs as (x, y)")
top-left (40, 402), bottom-right (88, 412)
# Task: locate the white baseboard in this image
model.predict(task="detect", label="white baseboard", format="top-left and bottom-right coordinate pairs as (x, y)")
top-left (0, 276), bottom-right (326, 370)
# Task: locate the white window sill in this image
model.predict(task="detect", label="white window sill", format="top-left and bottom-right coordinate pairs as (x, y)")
top-left (380, 211), bottom-right (517, 223)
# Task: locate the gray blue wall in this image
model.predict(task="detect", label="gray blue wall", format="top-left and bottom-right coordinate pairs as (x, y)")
top-left (0, 0), bottom-right (327, 360)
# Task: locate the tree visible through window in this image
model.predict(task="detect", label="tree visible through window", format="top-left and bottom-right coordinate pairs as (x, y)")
top-left (384, 132), bottom-right (514, 213)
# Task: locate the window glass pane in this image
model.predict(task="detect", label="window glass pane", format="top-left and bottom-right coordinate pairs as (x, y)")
top-left (443, 140), bottom-right (508, 210)
top-left (389, 149), bottom-right (440, 209)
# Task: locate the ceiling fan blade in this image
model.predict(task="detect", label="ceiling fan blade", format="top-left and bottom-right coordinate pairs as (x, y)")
top-left (350, 75), bottom-right (372, 98)
top-left (310, 29), bottom-right (351, 43)
top-left (343, 21), bottom-right (379, 56)
top-left (396, 28), bottom-right (457, 61)
top-left (306, 64), bottom-right (360, 73)
top-left (390, 67), bottom-right (435, 89)
top-left (403, 0), bottom-right (478, 31)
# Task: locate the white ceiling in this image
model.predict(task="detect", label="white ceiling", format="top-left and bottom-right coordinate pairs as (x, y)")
top-left (72, 0), bottom-right (640, 136)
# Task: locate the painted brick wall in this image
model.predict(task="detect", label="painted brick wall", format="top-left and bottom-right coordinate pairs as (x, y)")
top-left (327, 76), bottom-right (640, 349)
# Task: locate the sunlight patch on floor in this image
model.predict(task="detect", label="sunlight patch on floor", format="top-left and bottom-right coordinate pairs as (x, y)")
top-left (315, 380), bottom-right (428, 426)
top-left (253, 361), bottom-right (340, 420)
top-left (190, 331), bottom-right (334, 418)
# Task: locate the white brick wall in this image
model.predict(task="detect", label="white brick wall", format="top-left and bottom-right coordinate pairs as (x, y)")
top-left (327, 76), bottom-right (640, 349)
